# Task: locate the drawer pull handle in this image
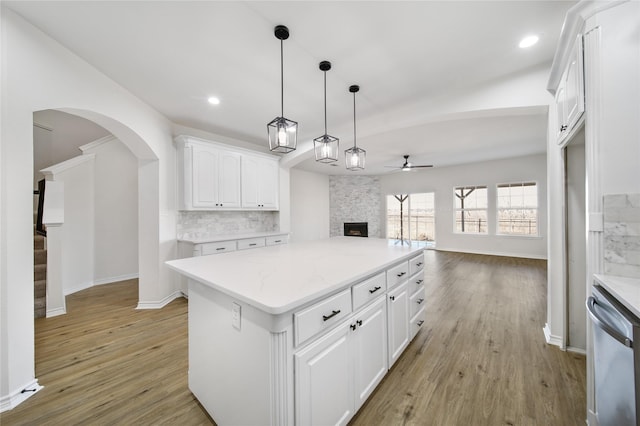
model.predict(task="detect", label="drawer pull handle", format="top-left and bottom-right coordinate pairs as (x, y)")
top-left (417, 320), bottom-right (424, 327)
top-left (416, 279), bottom-right (423, 285)
top-left (390, 296), bottom-right (395, 301)
top-left (396, 272), bottom-right (406, 277)
top-left (249, 243), bottom-right (257, 246)
top-left (417, 298), bottom-right (424, 305)
top-left (274, 240), bottom-right (282, 243)
top-left (322, 310), bottom-right (341, 321)
top-left (416, 262), bottom-right (423, 267)
top-left (216, 248), bottom-right (226, 251)
top-left (369, 286), bottom-right (382, 294)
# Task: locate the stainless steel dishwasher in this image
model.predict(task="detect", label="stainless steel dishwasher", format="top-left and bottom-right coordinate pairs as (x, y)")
top-left (587, 285), bottom-right (640, 426)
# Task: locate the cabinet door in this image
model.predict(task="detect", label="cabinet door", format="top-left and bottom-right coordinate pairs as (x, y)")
top-left (295, 322), bottom-right (354, 426)
top-left (352, 296), bottom-right (388, 410)
top-left (387, 281), bottom-right (409, 367)
top-left (257, 158), bottom-right (279, 209)
top-left (564, 35), bottom-right (585, 134)
top-left (191, 144), bottom-right (219, 208)
top-left (241, 155), bottom-right (260, 208)
top-left (217, 151), bottom-right (241, 208)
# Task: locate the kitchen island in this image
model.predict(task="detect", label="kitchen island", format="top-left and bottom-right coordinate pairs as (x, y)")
top-left (166, 237), bottom-right (425, 425)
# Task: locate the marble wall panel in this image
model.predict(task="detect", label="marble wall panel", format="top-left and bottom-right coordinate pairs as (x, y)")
top-left (604, 193), bottom-right (640, 277)
top-left (329, 175), bottom-right (381, 238)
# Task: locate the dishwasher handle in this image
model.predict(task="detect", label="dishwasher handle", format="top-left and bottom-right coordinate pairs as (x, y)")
top-left (586, 296), bottom-right (633, 348)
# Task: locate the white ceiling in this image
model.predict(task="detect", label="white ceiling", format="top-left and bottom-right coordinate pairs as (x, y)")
top-left (6, 1), bottom-right (575, 175)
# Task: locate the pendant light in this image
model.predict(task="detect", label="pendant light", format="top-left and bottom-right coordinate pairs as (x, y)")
top-left (345, 85), bottom-right (365, 171)
top-left (267, 25), bottom-right (297, 153)
top-left (313, 61), bottom-right (339, 163)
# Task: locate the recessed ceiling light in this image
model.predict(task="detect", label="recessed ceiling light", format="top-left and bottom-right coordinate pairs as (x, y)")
top-left (207, 96), bottom-right (220, 105)
top-left (519, 35), bottom-right (539, 49)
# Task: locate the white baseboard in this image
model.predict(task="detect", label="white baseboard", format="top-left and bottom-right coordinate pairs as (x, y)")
top-left (93, 273), bottom-right (139, 286)
top-left (543, 323), bottom-right (564, 348)
top-left (0, 379), bottom-right (43, 413)
top-left (567, 346), bottom-right (587, 355)
top-left (587, 409), bottom-right (598, 426)
top-left (64, 280), bottom-right (93, 296)
top-left (136, 290), bottom-right (183, 310)
top-left (435, 247), bottom-right (547, 260)
top-left (46, 306), bottom-right (66, 318)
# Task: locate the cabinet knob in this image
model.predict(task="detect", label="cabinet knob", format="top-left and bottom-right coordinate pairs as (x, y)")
top-left (390, 295), bottom-right (395, 301)
top-left (350, 323), bottom-right (357, 331)
top-left (416, 279), bottom-right (423, 285)
top-left (417, 298), bottom-right (424, 305)
top-left (417, 320), bottom-right (424, 327)
top-left (322, 309), bottom-right (341, 322)
top-left (369, 286), bottom-right (382, 294)
top-left (560, 125), bottom-right (568, 131)
top-left (416, 262), bottom-right (423, 267)
top-left (356, 320), bottom-right (362, 327)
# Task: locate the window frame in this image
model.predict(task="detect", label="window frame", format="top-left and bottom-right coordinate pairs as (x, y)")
top-left (453, 185), bottom-right (488, 235)
top-left (495, 181), bottom-right (539, 237)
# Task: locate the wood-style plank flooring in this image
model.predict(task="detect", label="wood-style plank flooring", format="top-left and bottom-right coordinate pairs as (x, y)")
top-left (1, 251), bottom-right (585, 425)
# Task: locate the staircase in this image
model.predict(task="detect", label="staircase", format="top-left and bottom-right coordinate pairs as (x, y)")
top-left (34, 223), bottom-right (47, 318)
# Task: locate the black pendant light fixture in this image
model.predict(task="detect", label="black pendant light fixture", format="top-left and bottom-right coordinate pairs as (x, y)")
top-left (267, 25), bottom-right (298, 153)
top-left (345, 85), bottom-right (365, 171)
top-left (314, 61), bottom-right (339, 163)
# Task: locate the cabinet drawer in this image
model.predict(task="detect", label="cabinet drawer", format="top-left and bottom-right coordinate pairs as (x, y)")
top-left (352, 272), bottom-right (386, 311)
top-left (266, 235), bottom-right (289, 246)
top-left (386, 261), bottom-right (409, 289)
top-left (409, 287), bottom-right (426, 319)
top-left (410, 307), bottom-right (426, 340)
top-left (409, 253), bottom-right (425, 276)
top-left (237, 237), bottom-right (266, 250)
top-left (200, 241), bottom-right (237, 256)
top-left (295, 289), bottom-right (352, 347)
top-left (409, 272), bottom-right (424, 293)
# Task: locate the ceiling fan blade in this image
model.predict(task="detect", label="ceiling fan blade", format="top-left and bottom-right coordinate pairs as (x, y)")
top-left (408, 165), bottom-right (433, 168)
top-left (383, 165), bottom-right (403, 168)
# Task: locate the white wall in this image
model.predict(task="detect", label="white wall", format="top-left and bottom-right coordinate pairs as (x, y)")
top-left (1, 8), bottom-right (176, 409)
top-left (380, 154), bottom-right (548, 259)
top-left (290, 169), bottom-right (329, 242)
top-left (42, 156), bottom-right (95, 295)
top-left (84, 137), bottom-right (138, 285)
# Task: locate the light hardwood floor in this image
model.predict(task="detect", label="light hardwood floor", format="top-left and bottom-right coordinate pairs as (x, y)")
top-left (1, 251), bottom-right (586, 425)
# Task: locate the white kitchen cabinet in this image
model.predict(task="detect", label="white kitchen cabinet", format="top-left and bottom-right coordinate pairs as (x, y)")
top-left (295, 321), bottom-right (354, 426)
top-left (178, 137), bottom-right (241, 210)
top-left (241, 154), bottom-right (279, 210)
top-left (387, 280), bottom-right (410, 367)
top-left (295, 295), bottom-right (387, 426)
top-left (352, 296), bottom-right (388, 410)
top-left (556, 35), bottom-right (585, 144)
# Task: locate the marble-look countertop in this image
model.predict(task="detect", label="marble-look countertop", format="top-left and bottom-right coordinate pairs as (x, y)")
top-left (177, 231), bottom-right (288, 244)
top-left (166, 237), bottom-right (424, 315)
top-left (594, 274), bottom-right (640, 318)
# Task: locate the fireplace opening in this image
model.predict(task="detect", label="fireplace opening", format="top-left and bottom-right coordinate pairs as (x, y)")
top-left (344, 222), bottom-right (368, 237)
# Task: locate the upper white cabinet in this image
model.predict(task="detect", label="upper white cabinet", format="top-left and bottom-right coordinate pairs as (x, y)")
top-left (176, 135), bottom-right (279, 211)
top-left (555, 35), bottom-right (585, 144)
top-left (241, 154), bottom-right (279, 210)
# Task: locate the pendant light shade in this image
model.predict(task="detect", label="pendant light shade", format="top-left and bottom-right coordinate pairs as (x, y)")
top-left (268, 25), bottom-right (297, 153)
top-left (314, 61), bottom-right (339, 163)
top-left (345, 85), bottom-right (365, 171)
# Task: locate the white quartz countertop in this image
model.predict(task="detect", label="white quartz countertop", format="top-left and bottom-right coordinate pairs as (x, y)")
top-left (166, 237), bottom-right (424, 315)
top-left (177, 231), bottom-right (288, 244)
top-left (594, 274), bottom-right (640, 318)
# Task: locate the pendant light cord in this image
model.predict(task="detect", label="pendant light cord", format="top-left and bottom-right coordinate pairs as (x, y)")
top-left (280, 39), bottom-right (284, 117)
top-left (323, 71), bottom-right (327, 135)
top-left (353, 91), bottom-right (357, 149)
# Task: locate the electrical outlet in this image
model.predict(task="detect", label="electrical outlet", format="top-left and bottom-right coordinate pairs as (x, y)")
top-left (232, 302), bottom-right (241, 330)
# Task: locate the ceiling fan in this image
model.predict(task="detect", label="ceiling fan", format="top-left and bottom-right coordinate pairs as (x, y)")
top-left (385, 155), bottom-right (433, 172)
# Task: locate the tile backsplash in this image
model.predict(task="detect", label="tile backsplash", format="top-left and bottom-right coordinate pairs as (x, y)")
top-left (177, 211), bottom-right (279, 240)
top-left (604, 193), bottom-right (640, 278)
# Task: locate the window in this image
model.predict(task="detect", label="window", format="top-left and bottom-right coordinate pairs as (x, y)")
top-left (497, 182), bottom-right (538, 236)
top-left (387, 193), bottom-right (435, 246)
top-left (454, 186), bottom-right (487, 234)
